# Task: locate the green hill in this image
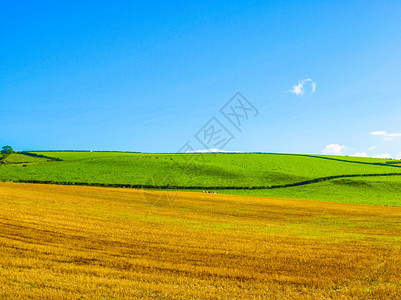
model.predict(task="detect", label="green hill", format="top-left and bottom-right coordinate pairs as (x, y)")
top-left (1, 151), bottom-right (400, 206)
top-left (2, 153), bottom-right (51, 164)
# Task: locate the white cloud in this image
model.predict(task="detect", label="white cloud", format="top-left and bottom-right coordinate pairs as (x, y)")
top-left (368, 145), bottom-right (377, 151)
top-left (322, 144), bottom-right (346, 155)
top-left (289, 78), bottom-right (317, 96)
top-left (384, 133), bottom-right (401, 137)
top-left (372, 153), bottom-right (392, 159)
top-left (311, 81), bottom-right (317, 93)
top-left (186, 149), bottom-right (241, 153)
top-left (370, 131), bottom-right (387, 136)
top-left (350, 152), bottom-right (368, 157)
top-left (290, 83), bottom-right (303, 95)
top-left (370, 131), bottom-right (401, 141)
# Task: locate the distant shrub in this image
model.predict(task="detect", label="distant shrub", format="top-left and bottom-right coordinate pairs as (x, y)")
top-left (1, 146), bottom-right (14, 155)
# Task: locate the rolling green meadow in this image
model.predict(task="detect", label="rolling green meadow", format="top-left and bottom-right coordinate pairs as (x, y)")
top-left (1, 151), bottom-right (401, 206)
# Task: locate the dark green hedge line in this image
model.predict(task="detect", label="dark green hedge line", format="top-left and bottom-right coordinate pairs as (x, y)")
top-left (18, 152), bottom-right (62, 161)
top-left (386, 160), bottom-right (401, 165)
top-left (272, 153), bottom-right (401, 169)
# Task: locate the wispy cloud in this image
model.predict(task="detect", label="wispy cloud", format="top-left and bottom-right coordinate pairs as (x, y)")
top-left (322, 144), bottom-right (394, 159)
top-left (350, 152), bottom-right (368, 157)
top-left (186, 149), bottom-right (241, 153)
top-left (370, 131), bottom-right (401, 141)
top-left (368, 145), bottom-right (377, 151)
top-left (289, 78), bottom-right (317, 96)
top-left (322, 144), bottom-right (346, 155)
top-left (311, 81), bottom-right (317, 93)
top-left (350, 151), bottom-right (394, 159)
top-left (372, 153), bottom-right (392, 159)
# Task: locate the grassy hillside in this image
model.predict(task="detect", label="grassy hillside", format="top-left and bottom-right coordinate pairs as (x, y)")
top-left (0, 151), bottom-right (399, 186)
top-left (1, 151), bottom-right (401, 205)
top-left (216, 176), bottom-right (401, 206)
top-left (1, 153), bottom-right (50, 164)
top-left (1, 182), bottom-right (400, 299)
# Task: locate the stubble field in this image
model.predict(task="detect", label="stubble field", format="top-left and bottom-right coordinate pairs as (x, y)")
top-left (0, 182), bottom-right (400, 299)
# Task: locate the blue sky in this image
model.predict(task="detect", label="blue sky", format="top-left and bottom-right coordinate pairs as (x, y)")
top-left (1, 1), bottom-right (401, 157)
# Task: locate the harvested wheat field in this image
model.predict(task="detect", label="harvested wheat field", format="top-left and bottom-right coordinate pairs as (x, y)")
top-left (0, 182), bottom-right (400, 299)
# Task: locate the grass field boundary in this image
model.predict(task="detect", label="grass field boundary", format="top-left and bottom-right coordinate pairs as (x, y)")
top-left (24, 151), bottom-right (401, 170)
top-left (19, 152), bottom-right (62, 161)
top-left (2, 172), bottom-right (401, 191)
top-left (271, 153), bottom-right (401, 169)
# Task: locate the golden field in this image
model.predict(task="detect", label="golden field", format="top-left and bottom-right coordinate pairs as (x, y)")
top-left (0, 182), bottom-right (400, 299)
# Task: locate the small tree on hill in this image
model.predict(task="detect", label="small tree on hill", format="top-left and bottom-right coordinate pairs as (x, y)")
top-left (1, 146), bottom-right (14, 155)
